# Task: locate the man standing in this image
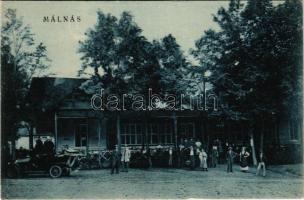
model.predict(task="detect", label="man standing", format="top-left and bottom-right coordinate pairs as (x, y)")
top-left (211, 145), bottom-right (219, 168)
top-left (143, 147), bottom-right (152, 169)
top-left (226, 147), bottom-right (236, 173)
top-left (34, 137), bottom-right (44, 155)
top-left (178, 143), bottom-right (185, 168)
top-left (111, 147), bottom-right (120, 174)
top-left (190, 146), bottom-right (195, 170)
top-left (44, 138), bottom-right (55, 155)
top-left (256, 152), bottom-right (266, 177)
top-left (168, 147), bottom-right (173, 167)
top-left (121, 145), bottom-right (131, 172)
top-left (215, 138), bottom-right (223, 164)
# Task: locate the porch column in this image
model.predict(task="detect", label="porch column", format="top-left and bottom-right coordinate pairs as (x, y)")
top-left (173, 112), bottom-right (178, 148)
top-left (144, 118), bottom-right (149, 149)
top-left (201, 115), bottom-right (205, 142)
top-left (192, 123), bottom-right (196, 138)
top-left (86, 118), bottom-right (89, 154)
top-left (100, 117), bottom-right (107, 149)
top-left (143, 119), bottom-right (147, 150)
top-left (29, 126), bottom-right (34, 150)
top-left (54, 112), bottom-right (58, 152)
top-left (116, 113), bottom-right (121, 152)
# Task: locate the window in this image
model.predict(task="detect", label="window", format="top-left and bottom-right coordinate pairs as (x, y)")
top-left (148, 123), bottom-right (173, 145)
top-left (151, 124), bottom-right (159, 144)
top-left (136, 124), bottom-right (143, 144)
top-left (178, 123), bottom-right (195, 139)
top-left (121, 123), bottom-right (143, 145)
top-left (121, 122), bottom-right (174, 145)
top-left (75, 124), bottom-right (88, 147)
top-left (160, 123), bottom-right (173, 144)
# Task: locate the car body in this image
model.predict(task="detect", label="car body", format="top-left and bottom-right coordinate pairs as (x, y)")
top-left (7, 154), bottom-right (78, 178)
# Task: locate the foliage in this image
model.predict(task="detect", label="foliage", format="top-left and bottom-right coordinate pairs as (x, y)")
top-left (1, 9), bottom-right (51, 140)
top-left (79, 11), bottom-right (189, 109)
top-left (191, 0), bottom-right (302, 122)
top-left (153, 34), bottom-right (190, 97)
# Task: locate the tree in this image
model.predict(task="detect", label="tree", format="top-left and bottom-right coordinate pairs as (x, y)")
top-left (1, 9), bottom-right (51, 155)
top-left (153, 34), bottom-right (189, 97)
top-left (79, 11), bottom-right (191, 151)
top-left (192, 0), bottom-right (302, 164)
top-left (79, 11), bottom-right (162, 151)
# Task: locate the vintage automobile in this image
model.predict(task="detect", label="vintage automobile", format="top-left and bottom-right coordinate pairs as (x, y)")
top-left (6, 153), bottom-right (78, 178)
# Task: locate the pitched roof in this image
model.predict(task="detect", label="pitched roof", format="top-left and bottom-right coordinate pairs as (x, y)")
top-left (28, 77), bottom-right (88, 111)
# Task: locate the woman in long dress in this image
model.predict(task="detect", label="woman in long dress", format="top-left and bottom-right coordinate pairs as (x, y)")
top-left (239, 147), bottom-right (250, 172)
top-left (198, 148), bottom-right (208, 171)
top-left (202, 148), bottom-right (208, 171)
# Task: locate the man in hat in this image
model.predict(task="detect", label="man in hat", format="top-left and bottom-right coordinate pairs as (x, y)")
top-left (44, 138), bottom-right (55, 156)
top-left (226, 146), bottom-right (236, 173)
top-left (110, 146), bottom-right (121, 174)
top-left (211, 145), bottom-right (219, 168)
top-left (34, 137), bottom-right (44, 156)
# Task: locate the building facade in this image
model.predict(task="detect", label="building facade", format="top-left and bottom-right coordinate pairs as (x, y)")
top-left (28, 77), bottom-right (303, 163)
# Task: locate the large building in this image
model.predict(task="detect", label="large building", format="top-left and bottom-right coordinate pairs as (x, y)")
top-left (27, 77), bottom-right (303, 163)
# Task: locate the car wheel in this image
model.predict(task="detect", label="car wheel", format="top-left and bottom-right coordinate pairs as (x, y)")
top-left (49, 165), bottom-right (62, 178)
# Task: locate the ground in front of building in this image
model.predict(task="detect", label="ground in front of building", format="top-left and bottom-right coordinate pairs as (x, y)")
top-left (2, 164), bottom-right (303, 199)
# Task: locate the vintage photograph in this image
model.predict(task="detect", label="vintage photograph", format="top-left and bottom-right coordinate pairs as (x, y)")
top-left (1, 0), bottom-right (303, 199)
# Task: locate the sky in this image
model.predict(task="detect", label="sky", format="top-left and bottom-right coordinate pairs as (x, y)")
top-left (2, 1), bottom-right (230, 78)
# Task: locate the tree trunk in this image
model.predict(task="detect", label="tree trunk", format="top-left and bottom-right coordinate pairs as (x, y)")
top-left (10, 125), bottom-right (16, 160)
top-left (249, 122), bottom-right (257, 166)
top-left (227, 121), bottom-right (231, 142)
top-left (116, 113), bottom-right (121, 153)
top-left (203, 112), bottom-right (207, 143)
top-left (206, 121), bottom-right (210, 153)
top-left (275, 118), bottom-right (281, 147)
top-left (260, 120), bottom-right (264, 153)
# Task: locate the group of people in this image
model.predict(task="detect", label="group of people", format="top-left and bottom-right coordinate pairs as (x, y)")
top-left (226, 146), bottom-right (267, 176)
top-left (178, 138), bottom-right (221, 171)
top-left (110, 145), bottom-right (131, 174)
top-left (33, 138), bottom-right (55, 156)
top-left (109, 139), bottom-right (267, 177)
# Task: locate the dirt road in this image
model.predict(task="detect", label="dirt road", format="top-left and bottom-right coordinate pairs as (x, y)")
top-left (2, 165), bottom-right (303, 199)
